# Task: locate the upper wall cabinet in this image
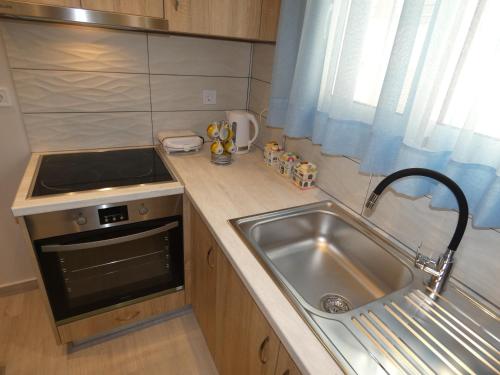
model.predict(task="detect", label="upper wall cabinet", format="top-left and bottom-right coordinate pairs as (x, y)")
top-left (210, 0), bottom-right (262, 40)
top-left (81, 0), bottom-right (164, 18)
top-left (20, 0), bottom-right (81, 6)
top-left (165, 0), bottom-right (280, 41)
top-left (163, 0), bottom-right (211, 35)
top-left (10, 0), bottom-right (280, 41)
top-left (259, 0), bottom-right (280, 41)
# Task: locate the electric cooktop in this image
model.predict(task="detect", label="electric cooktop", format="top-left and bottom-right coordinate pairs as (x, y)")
top-left (30, 148), bottom-right (174, 197)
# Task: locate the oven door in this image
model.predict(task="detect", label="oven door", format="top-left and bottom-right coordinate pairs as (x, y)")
top-left (34, 216), bottom-right (183, 323)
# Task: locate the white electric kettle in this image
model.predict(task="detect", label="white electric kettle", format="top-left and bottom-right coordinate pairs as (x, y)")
top-left (226, 110), bottom-right (259, 154)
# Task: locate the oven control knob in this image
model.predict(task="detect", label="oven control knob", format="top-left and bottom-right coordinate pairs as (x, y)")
top-left (139, 205), bottom-right (149, 215)
top-left (76, 214), bottom-right (87, 226)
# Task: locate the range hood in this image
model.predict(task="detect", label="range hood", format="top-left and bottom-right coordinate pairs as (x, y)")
top-left (0, 0), bottom-right (169, 32)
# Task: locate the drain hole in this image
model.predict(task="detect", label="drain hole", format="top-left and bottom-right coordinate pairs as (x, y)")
top-left (320, 294), bottom-right (352, 313)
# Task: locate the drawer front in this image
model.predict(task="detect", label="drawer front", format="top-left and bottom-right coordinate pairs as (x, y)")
top-left (58, 290), bottom-right (185, 343)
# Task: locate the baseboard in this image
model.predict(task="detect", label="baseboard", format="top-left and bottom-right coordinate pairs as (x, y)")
top-left (0, 278), bottom-right (38, 297)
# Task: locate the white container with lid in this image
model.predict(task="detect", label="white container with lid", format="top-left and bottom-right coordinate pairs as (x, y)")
top-left (158, 130), bottom-right (204, 154)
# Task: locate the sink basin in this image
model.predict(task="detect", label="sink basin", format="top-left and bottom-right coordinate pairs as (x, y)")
top-left (232, 201), bottom-right (412, 316)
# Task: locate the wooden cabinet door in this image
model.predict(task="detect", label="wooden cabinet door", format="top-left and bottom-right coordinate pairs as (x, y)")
top-left (275, 343), bottom-right (302, 375)
top-left (259, 0), bottom-right (280, 41)
top-left (164, 0), bottom-right (210, 35)
top-left (19, 0), bottom-right (81, 6)
top-left (215, 252), bottom-right (280, 375)
top-left (58, 290), bottom-right (185, 343)
top-left (165, 0), bottom-right (263, 40)
top-left (81, 0), bottom-right (164, 17)
top-left (210, 0), bottom-right (262, 39)
top-left (191, 207), bottom-right (218, 357)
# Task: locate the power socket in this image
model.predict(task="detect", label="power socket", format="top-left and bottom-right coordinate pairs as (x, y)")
top-left (202, 89), bottom-right (217, 105)
top-left (0, 87), bottom-right (11, 107)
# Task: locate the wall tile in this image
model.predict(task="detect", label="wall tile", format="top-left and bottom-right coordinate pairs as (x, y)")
top-left (249, 78), bottom-right (270, 115)
top-left (457, 222), bottom-right (500, 306)
top-left (0, 20), bottom-right (148, 73)
top-left (252, 44), bottom-right (275, 83)
top-left (149, 34), bottom-right (251, 77)
top-left (251, 113), bottom-right (284, 149)
top-left (363, 176), bottom-right (499, 306)
top-left (12, 70), bottom-right (150, 113)
top-left (150, 75), bottom-right (247, 111)
top-left (24, 112), bottom-right (152, 151)
top-left (286, 138), bottom-right (371, 214)
top-left (152, 111), bottom-right (226, 141)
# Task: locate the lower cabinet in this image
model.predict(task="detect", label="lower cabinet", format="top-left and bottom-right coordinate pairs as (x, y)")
top-left (215, 251), bottom-right (280, 375)
top-left (276, 343), bottom-right (302, 375)
top-left (190, 204), bottom-right (218, 357)
top-left (189, 202), bottom-right (301, 375)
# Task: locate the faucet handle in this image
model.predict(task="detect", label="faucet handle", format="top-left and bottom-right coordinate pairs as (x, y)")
top-left (414, 251), bottom-right (441, 277)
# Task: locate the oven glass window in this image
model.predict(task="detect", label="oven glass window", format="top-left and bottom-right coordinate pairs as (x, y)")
top-left (34, 217), bottom-right (183, 322)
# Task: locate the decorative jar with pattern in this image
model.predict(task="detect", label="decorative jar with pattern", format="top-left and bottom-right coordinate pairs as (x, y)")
top-left (278, 152), bottom-right (300, 177)
top-left (263, 141), bottom-right (282, 167)
top-left (292, 161), bottom-right (318, 189)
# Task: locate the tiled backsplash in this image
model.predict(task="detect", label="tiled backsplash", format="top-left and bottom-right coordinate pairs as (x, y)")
top-left (0, 20), bottom-right (250, 152)
top-left (249, 44), bottom-right (500, 307)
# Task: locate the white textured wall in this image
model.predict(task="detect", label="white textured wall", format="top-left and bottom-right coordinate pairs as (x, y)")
top-left (250, 43), bottom-right (500, 307)
top-left (0, 29), bottom-right (35, 287)
top-left (0, 20), bottom-right (251, 152)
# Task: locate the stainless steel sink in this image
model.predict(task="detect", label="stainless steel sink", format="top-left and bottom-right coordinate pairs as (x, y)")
top-left (247, 208), bottom-right (412, 315)
top-left (231, 201), bottom-right (499, 374)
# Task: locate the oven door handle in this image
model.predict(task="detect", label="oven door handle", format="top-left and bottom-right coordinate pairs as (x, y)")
top-left (41, 221), bottom-right (179, 253)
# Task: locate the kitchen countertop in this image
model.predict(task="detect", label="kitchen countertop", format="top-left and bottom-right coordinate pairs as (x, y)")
top-left (164, 148), bottom-right (343, 374)
top-left (11, 147), bottom-right (184, 217)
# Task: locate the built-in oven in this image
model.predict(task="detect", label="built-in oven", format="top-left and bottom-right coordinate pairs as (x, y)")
top-left (25, 195), bottom-right (184, 324)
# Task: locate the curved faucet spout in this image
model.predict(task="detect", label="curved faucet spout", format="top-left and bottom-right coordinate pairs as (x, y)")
top-left (365, 168), bottom-right (469, 295)
top-left (365, 168), bottom-right (469, 251)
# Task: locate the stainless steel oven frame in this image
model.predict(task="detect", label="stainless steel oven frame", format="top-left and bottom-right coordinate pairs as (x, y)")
top-left (25, 194), bottom-right (184, 324)
top-left (26, 195), bottom-right (182, 240)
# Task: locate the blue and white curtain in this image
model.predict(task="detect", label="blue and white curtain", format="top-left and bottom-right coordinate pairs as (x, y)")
top-left (268, 0), bottom-right (500, 228)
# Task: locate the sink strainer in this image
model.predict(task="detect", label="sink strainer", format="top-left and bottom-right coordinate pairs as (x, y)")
top-left (320, 294), bottom-right (352, 313)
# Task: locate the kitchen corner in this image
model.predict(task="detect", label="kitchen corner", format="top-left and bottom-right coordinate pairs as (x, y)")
top-left (164, 148), bottom-right (339, 374)
top-left (165, 147), bottom-right (500, 375)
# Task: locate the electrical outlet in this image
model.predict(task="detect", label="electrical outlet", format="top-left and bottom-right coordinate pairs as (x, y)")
top-left (0, 87), bottom-right (11, 107)
top-left (202, 89), bottom-right (217, 105)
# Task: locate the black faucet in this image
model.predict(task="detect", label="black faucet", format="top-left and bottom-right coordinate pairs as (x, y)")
top-left (365, 168), bottom-right (469, 295)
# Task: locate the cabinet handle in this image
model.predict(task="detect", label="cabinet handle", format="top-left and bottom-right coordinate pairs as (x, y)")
top-left (206, 246), bottom-right (215, 268)
top-left (259, 336), bottom-right (270, 364)
top-left (174, 0), bottom-right (180, 11)
top-left (116, 311), bottom-right (140, 322)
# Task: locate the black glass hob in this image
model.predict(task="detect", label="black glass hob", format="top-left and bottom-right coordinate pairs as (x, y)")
top-left (31, 148), bottom-right (174, 197)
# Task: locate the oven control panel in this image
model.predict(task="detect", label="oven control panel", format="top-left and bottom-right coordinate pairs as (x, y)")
top-left (98, 205), bottom-right (129, 225)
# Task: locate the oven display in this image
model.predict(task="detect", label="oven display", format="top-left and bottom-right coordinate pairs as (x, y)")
top-left (98, 205), bottom-right (129, 225)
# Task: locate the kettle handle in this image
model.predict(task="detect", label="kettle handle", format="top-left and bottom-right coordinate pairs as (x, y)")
top-left (247, 113), bottom-right (260, 146)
